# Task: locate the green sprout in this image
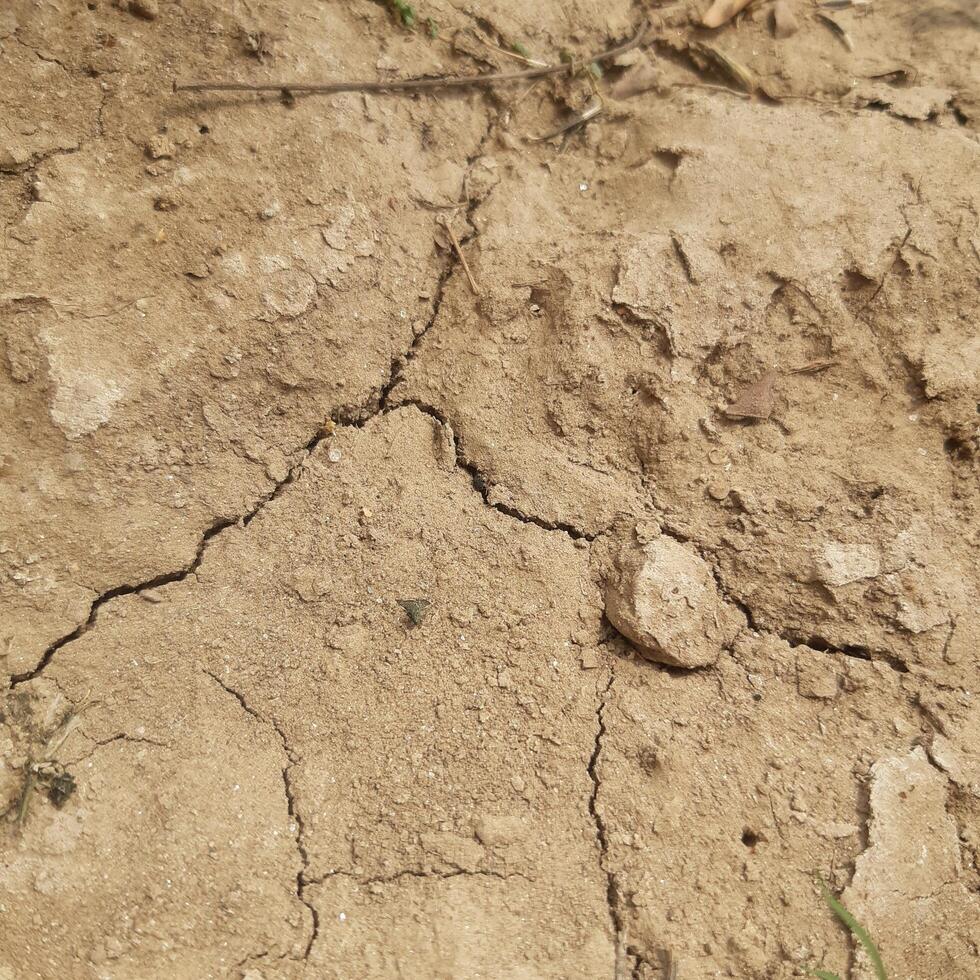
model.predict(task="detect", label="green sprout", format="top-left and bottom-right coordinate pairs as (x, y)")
top-left (811, 879), bottom-right (887, 980)
top-left (388, 0), bottom-right (416, 29)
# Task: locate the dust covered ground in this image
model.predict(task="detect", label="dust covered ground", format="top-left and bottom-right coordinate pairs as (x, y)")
top-left (1, 1), bottom-right (979, 978)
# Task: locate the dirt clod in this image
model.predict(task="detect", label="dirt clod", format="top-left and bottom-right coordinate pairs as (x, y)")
top-left (604, 530), bottom-right (742, 668)
top-left (844, 748), bottom-right (980, 978)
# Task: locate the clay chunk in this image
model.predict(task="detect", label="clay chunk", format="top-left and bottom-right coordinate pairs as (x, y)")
top-left (604, 534), bottom-right (741, 668)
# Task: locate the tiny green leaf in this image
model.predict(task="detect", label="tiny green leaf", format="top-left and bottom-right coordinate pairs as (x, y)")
top-left (817, 879), bottom-right (888, 980)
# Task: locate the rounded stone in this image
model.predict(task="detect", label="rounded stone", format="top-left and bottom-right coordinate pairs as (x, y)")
top-left (604, 534), bottom-right (741, 668)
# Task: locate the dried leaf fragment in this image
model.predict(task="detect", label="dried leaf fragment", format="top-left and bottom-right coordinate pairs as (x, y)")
top-left (397, 598), bottom-right (431, 626)
top-left (817, 13), bottom-right (854, 51)
top-left (690, 41), bottom-right (757, 93)
top-left (724, 370), bottom-right (776, 420)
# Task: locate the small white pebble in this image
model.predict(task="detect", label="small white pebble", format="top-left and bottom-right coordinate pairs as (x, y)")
top-left (579, 182), bottom-right (589, 192)
top-left (338, 912), bottom-right (346, 922)
top-left (327, 447), bottom-right (342, 463)
top-left (908, 414), bottom-right (919, 422)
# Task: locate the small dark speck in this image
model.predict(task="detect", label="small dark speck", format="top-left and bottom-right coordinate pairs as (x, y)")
top-left (47, 771), bottom-right (77, 808)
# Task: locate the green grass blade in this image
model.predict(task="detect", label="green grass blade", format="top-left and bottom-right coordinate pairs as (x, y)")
top-left (819, 880), bottom-right (887, 980)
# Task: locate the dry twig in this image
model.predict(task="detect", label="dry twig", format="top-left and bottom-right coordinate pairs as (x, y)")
top-left (174, 21), bottom-right (649, 96)
top-left (440, 218), bottom-right (479, 295)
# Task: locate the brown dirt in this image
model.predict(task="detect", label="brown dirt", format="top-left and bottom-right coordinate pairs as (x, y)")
top-left (1, 1), bottom-right (978, 978)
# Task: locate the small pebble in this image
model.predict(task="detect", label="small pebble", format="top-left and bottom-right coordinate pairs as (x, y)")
top-left (707, 480), bottom-right (730, 501)
top-left (327, 447), bottom-right (342, 463)
top-left (604, 532), bottom-right (741, 668)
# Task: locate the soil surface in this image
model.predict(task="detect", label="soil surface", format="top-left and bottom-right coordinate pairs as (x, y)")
top-left (2, 1), bottom-right (978, 978)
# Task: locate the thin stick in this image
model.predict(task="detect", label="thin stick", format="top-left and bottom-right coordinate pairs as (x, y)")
top-left (174, 21), bottom-right (648, 95)
top-left (441, 219), bottom-right (479, 295)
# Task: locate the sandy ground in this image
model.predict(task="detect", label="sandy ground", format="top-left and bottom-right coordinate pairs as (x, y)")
top-left (2, 1), bottom-right (979, 977)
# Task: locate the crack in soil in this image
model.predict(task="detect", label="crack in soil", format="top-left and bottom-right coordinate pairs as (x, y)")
top-left (392, 398), bottom-right (597, 541)
top-left (659, 521), bottom-right (910, 675)
top-left (11, 100), bottom-right (595, 694)
top-left (2, 38), bottom-right (105, 178)
top-left (204, 670), bottom-right (319, 960)
top-left (862, 225), bottom-right (913, 312)
top-left (587, 673), bottom-right (623, 976)
top-left (780, 630), bottom-right (909, 674)
top-left (335, 95), bottom-right (497, 426)
top-left (9, 426), bottom-right (325, 687)
top-left (309, 867), bottom-right (529, 886)
top-left (69, 731), bottom-right (170, 765)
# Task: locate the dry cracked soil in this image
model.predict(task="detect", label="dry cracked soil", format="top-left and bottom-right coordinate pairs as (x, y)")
top-left (1, 1), bottom-right (979, 978)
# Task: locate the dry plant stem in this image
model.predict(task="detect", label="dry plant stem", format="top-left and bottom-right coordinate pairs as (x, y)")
top-left (441, 219), bottom-right (480, 295)
top-left (174, 21), bottom-right (648, 95)
top-left (527, 97), bottom-right (603, 141)
top-left (477, 36), bottom-right (550, 68)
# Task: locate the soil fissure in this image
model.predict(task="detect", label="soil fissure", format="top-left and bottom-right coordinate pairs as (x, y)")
top-left (204, 670), bottom-right (320, 960)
